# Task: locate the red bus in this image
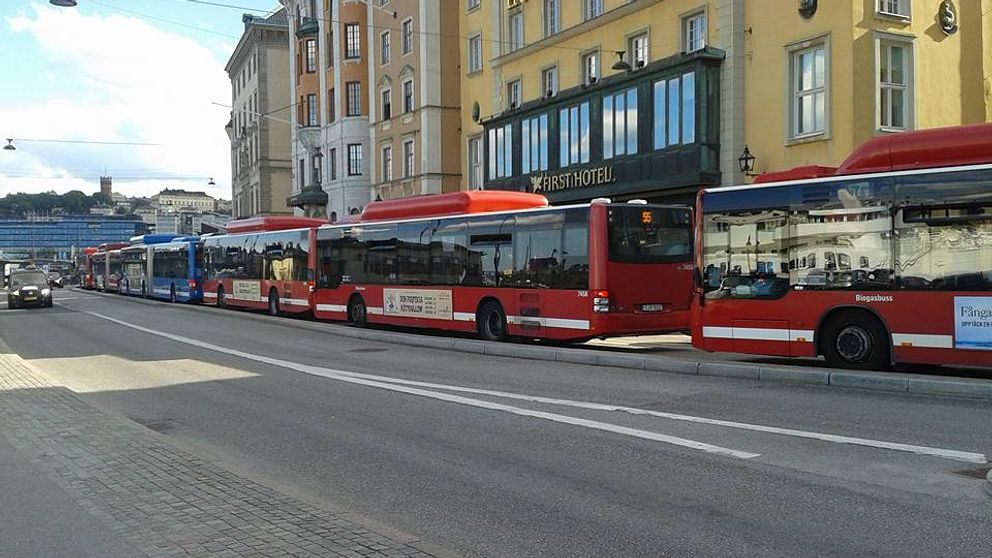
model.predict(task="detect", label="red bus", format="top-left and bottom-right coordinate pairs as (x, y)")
top-left (311, 191), bottom-right (694, 341)
top-left (693, 123), bottom-right (992, 369)
top-left (80, 246), bottom-right (99, 289)
top-left (201, 216), bottom-right (326, 315)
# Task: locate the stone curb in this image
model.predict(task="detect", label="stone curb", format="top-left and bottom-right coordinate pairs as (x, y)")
top-left (74, 288), bottom-right (992, 401)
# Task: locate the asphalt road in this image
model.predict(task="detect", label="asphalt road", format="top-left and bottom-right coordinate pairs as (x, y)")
top-left (2, 289), bottom-right (991, 557)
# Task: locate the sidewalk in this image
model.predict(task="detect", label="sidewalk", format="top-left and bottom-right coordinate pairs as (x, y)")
top-left (0, 340), bottom-right (440, 558)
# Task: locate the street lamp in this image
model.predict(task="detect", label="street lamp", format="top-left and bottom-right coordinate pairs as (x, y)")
top-left (50, 0), bottom-right (78, 6)
top-left (738, 145), bottom-right (757, 176)
top-left (208, 177), bottom-right (216, 186)
top-left (611, 51), bottom-right (632, 72)
top-left (3, 139), bottom-right (14, 151)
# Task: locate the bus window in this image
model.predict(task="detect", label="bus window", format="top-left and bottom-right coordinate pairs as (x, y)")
top-left (397, 222), bottom-right (432, 285)
top-left (430, 220), bottom-right (469, 285)
top-left (468, 215), bottom-right (514, 287)
top-left (608, 206), bottom-right (691, 262)
top-left (513, 211), bottom-right (563, 288)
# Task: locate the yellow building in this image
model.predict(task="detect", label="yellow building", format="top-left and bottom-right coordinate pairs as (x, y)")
top-left (745, 0), bottom-right (992, 176)
top-left (459, 0), bottom-right (991, 202)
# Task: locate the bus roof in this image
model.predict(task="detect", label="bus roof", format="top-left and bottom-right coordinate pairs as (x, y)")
top-left (83, 247), bottom-right (99, 255)
top-left (752, 123), bottom-right (992, 184)
top-left (225, 215), bottom-right (327, 233)
top-left (97, 242), bottom-right (129, 252)
top-left (358, 191), bottom-right (549, 223)
top-left (130, 234), bottom-right (183, 245)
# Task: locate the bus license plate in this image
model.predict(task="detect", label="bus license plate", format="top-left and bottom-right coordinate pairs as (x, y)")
top-left (641, 304), bottom-right (663, 312)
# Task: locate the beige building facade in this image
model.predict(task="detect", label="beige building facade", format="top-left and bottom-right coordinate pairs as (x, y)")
top-left (225, 10), bottom-right (294, 218)
top-left (367, 0), bottom-right (462, 201)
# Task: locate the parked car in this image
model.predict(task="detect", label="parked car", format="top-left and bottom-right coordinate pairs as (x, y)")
top-left (7, 268), bottom-right (53, 309)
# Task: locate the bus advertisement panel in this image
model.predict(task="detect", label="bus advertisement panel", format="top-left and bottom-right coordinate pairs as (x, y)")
top-left (693, 124), bottom-right (992, 369)
top-left (312, 200), bottom-right (694, 341)
top-left (202, 228), bottom-right (315, 315)
top-left (148, 238), bottom-right (204, 303)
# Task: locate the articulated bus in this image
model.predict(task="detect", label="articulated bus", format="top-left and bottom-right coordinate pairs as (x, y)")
top-left (311, 191), bottom-right (694, 341)
top-left (693, 123), bottom-right (992, 369)
top-left (91, 243), bottom-right (129, 291)
top-left (201, 216), bottom-right (326, 314)
top-left (147, 236), bottom-right (204, 303)
top-left (80, 246), bottom-right (99, 289)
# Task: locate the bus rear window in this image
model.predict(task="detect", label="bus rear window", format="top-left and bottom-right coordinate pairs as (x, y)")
top-left (608, 206), bottom-right (692, 262)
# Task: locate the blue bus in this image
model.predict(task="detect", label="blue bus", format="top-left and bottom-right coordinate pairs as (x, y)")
top-left (147, 236), bottom-right (203, 303)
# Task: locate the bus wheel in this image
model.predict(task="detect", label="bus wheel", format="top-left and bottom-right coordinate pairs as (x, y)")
top-left (821, 310), bottom-right (890, 371)
top-left (477, 301), bottom-right (508, 342)
top-left (347, 296), bottom-right (367, 326)
top-left (169, 285), bottom-right (177, 304)
top-left (267, 289), bottom-right (280, 316)
top-left (217, 287), bottom-right (225, 307)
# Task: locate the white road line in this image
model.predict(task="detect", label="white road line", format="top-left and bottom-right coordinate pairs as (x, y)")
top-left (72, 308), bottom-right (760, 460)
top-left (69, 307), bottom-right (988, 465)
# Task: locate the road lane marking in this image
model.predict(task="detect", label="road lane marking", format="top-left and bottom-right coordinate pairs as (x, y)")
top-left (73, 308), bottom-right (760, 460)
top-left (70, 306), bottom-right (988, 465)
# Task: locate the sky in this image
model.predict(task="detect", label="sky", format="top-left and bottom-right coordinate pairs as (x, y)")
top-left (0, 0), bottom-right (283, 200)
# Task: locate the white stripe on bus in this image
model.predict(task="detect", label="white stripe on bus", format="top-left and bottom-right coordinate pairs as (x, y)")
top-left (203, 292), bottom-right (218, 299)
top-left (891, 333), bottom-right (954, 349)
top-left (507, 315), bottom-right (590, 330)
top-left (316, 304), bottom-right (348, 313)
top-left (452, 312), bottom-right (475, 322)
top-left (280, 298), bottom-right (310, 306)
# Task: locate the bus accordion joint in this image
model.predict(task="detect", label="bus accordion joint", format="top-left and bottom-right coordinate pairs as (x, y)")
top-left (593, 290), bottom-right (611, 313)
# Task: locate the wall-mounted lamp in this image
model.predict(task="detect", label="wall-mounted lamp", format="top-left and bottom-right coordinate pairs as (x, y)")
top-left (3, 139), bottom-right (14, 151)
top-left (611, 51), bottom-right (632, 72)
top-left (738, 145), bottom-right (757, 176)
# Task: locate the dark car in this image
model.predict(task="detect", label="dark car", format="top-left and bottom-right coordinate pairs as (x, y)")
top-left (7, 268), bottom-right (53, 309)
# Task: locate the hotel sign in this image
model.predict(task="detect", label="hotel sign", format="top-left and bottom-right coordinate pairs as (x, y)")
top-left (529, 166), bottom-right (616, 194)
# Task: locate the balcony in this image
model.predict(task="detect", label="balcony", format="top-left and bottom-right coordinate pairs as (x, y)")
top-left (296, 16), bottom-right (318, 37)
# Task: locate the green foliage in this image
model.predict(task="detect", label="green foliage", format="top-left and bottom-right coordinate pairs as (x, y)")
top-left (0, 191), bottom-right (112, 218)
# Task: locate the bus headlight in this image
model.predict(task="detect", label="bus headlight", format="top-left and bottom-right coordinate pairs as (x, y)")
top-left (41, 288), bottom-right (51, 296)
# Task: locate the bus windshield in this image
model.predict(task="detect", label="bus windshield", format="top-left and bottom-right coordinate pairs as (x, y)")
top-left (607, 206), bottom-right (692, 262)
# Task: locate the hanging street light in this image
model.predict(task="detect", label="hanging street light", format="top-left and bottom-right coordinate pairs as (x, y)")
top-left (738, 145), bottom-right (757, 176)
top-left (3, 139), bottom-right (14, 151)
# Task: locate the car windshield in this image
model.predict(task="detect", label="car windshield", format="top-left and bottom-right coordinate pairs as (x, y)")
top-left (10, 272), bottom-right (48, 288)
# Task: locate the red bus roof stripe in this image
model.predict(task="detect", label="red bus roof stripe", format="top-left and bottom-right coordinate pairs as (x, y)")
top-left (225, 215), bottom-right (328, 233)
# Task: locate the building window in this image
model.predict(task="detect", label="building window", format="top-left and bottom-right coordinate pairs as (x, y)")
top-left (558, 102), bottom-right (590, 168)
top-left (298, 158), bottom-right (306, 187)
top-left (327, 88), bottom-right (335, 122)
top-left (521, 114), bottom-right (549, 174)
top-left (346, 81), bottom-right (361, 116)
top-left (541, 66), bottom-right (557, 97)
top-left (347, 144), bottom-right (363, 175)
top-left (329, 147), bottom-right (337, 180)
top-left (653, 71), bottom-right (696, 149)
top-left (543, 0), bottom-right (560, 37)
top-left (877, 0), bottom-right (910, 18)
top-left (403, 139), bottom-right (415, 178)
top-left (603, 87), bottom-right (638, 159)
top-left (403, 79), bottom-right (414, 113)
top-left (683, 12), bottom-right (706, 53)
top-left (790, 43), bottom-right (827, 138)
top-left (401, 18), bottom-right (413, 54)
top-left (468, 0), bottom-right (480, 10)
top-left (468, 137), bottom-right (482, 190)
top-left (468, 34), bottom-right (482, 73)
top-left (305, 39), bottom-right (317, 72)
top-left (508, 11), bottom-right (524, 52)
top-left (585, 0), bottom-right (603, 20)
top-left (878, 37), bottom-right (913, 130)
top-left (380, 31), bottom-right (390, 64)
top-left (629, 33), bottom-right (648, 68)
top-left (345, 23), bottom-right (361, 59)
top-left (488, 124), bottom-right (512, 179)
top-left (312, 152), bottom-right (322, 184)
top-left (381, 89), bottom-right (391, 120)
top-left (582, 51), bottom-right (599, 84)
top-left (382, 145), bottom-right (393, 182)
top-left (307, 93), bottom-right (318, 126)
top-left (507, 79), bottom-right (521, 109)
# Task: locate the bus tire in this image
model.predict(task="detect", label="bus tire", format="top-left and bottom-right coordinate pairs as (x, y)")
top-left (169, 285), bottom-right (177, 304)
top-left (267, 289), bottom-right (280, 316)
top-left (347, 295), bottom-right (367, 327)
top-left (217, 286), bottom-right (225, 307)
top-left (477, 301), bottom-right (508, 342)
top-left (820, 310), bottom-right (890, 371)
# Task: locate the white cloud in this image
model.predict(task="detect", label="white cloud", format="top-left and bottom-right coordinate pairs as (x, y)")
top-left (1, 5), bottom-right (232, 199)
